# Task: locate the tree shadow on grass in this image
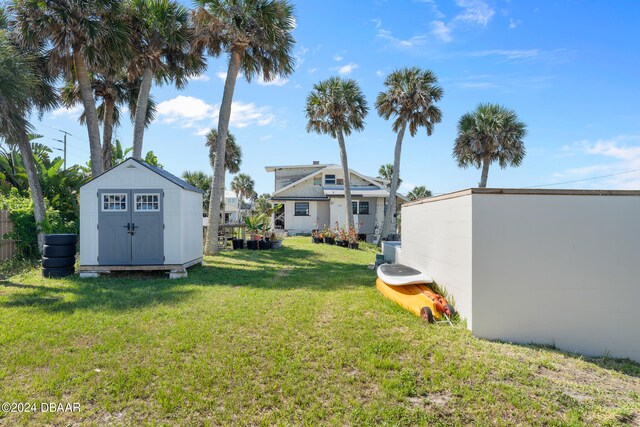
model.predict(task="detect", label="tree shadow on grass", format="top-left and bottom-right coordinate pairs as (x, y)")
top-left (0, 244), bottom-right (377, 313)
top-left (190, 246), bottom-right (377, 291)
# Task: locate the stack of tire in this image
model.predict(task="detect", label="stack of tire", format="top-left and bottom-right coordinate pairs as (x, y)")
top-left (42, 234), bottom-right (77, 278)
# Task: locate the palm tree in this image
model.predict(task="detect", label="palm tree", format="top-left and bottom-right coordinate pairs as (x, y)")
top-left (453, 103), bottom-right (527, 188)
top-left (129, 0), bottom-right (205, 160)
top-left (376, 67), bottom-right (443, 242)
top-left (61, 72), bottom-right (157, 170)
top-left (306, 77), bottom-right (368, 230)
top-left (378, 163), bottom-right (402, 189)
top-left (193, 0), bottom-right (296, 255)
top-left (407, 185), bottom-right (432, 201)
top-left (13, 0), bottom-right (131, 177)
top-left (205, 129), bottom-right (242, 174)
top-left (231, 173), bottom-right (255, 220)
top-left (0, 14), bottom-right (58, 252)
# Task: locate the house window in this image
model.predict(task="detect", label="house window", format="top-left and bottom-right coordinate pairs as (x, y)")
top-left (102, 193), bottom-right (127, 211)
top-left (294, 202), bottom-right (310, 216)
top-left (352, 201), bottom-right (369, 215)
top-left (134, 193), bottom-right (160, 211)
top-left (324, 174), bottom-right (336, 185)
top-left (336, 178), bottom-right (344, 185)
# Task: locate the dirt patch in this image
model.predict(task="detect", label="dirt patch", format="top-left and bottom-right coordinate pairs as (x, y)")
top-left (275, 268), bottom-right (293, 278)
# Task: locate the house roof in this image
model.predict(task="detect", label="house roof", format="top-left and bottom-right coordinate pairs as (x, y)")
top-left (265, 164), bottom-right (330, 172)
top-left (80, 158), bottom-right (203, 194)
top-left (323, 186), bottom-right (409, 201)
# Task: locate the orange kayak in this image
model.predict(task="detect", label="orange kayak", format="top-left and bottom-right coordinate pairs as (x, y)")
top-left (376, 278), bottom-right (454, 322)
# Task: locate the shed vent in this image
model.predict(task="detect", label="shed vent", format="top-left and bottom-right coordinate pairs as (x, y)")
top-left (126, 165), bottom-right (136, 169)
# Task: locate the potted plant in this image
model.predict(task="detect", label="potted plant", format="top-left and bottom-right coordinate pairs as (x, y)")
top-left (245, 214), bottom-right (264, 250)
top-left (335, 223), bottom-right (348, 247)
top-left (311, 229), bottom-right (322, 244)
top-left (322, 225), bottom-right (335, 245)
top-left (258, 215), bottom-right (272, 249)
top-left (270, 231), bottom-right (282, 249)
top-left (347, 224), bottom-right (360, 250)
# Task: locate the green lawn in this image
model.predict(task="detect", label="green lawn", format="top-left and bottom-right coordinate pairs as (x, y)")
top-left (1, 237), bottom-right (639, 426)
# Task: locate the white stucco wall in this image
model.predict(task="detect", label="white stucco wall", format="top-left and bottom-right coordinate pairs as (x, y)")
top-left (283, 201), bottom-right (320, 234)
top-left (397, 192), bottom-right (474, 327)
top-left (399, 188), bottom-right (640, 362)
top-left (471, 192), bottom-right (640, 361)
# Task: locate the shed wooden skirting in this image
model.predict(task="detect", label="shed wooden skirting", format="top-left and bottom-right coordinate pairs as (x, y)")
top-left (0, 210), bottom-right (17, 261)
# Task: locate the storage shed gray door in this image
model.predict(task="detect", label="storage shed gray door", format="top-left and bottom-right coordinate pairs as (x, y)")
top-left (98, 189), bottom-right (163, 265)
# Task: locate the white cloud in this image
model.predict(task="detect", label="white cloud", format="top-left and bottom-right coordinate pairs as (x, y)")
top-left (157, 96), bottom-right (214, 127)
top-left (216, 71), bottom-right (227, 81)
top-left (371, 18), bottom-right (382, 29)
top-left (376, 70), bottom-right (385, 77)
top-left (376, 28), bottom-right (428, 49)
top-left (431, 20), bottom-right (453, 43)
top-left (156, 96), bottom-right (275, 131)
top-left (333, 54), bottom-right (343, 61)
top-left (468, 49), bottom-right (540, 60)
top-left (308, 67), bottom-right (318, 74)
top-left (51, 105), bottom-right (83, 119)
top-left (509, 18), bottom-right (521, 29)
top-left (257, 75), bottom-right (289, 87)
top-left (552, 135), bottom-right (640, 189)
top-left (195, 127), bottom-right (210, 136)
top-left (334, 63), bottom-right (358, 75)
top-left (189, 74), bottom-right (211, 82)
top-left (454, 0), bottom-right (495, 26)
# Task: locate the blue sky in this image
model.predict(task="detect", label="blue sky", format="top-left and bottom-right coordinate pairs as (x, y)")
top-left (37, 0), bottom-right (640, 195)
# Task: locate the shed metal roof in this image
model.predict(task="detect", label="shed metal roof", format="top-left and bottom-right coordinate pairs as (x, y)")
top-left (80, 158), bottom-right (204, 194)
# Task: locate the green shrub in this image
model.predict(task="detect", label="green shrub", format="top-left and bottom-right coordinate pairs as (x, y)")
top-left (0, 190), bottom-right (77, 259)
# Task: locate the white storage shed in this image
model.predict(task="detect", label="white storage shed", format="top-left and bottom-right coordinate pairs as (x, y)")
top-left (78, 158), bottom-right (203, 278)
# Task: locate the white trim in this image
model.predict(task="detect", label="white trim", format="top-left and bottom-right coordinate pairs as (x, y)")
top-left (101, 193), bottom-right (128, 212)
top-left (133, 192), bottom-right (161, 212)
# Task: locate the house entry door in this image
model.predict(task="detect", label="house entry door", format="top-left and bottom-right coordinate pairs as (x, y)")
top-left (98, 189), bottom-right (164, 265)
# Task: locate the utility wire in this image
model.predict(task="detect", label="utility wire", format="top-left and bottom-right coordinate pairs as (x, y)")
top-left (526, 168), bottom-right (640, 188)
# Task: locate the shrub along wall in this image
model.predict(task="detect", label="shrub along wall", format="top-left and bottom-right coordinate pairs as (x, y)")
top-left (0, 190), bottom-right (77, 259)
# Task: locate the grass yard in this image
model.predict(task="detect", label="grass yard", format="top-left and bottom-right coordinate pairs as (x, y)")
top-left (0, 237), bottom-right (639, 426)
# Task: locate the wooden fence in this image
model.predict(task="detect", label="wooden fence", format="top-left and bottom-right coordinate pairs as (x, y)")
top-left (0, 210), bottom-right (17, 261)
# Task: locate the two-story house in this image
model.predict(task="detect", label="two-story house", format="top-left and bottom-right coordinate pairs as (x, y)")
top-left (265, 161), bottom-right (407, 242)
top-left (223, 190), bottom-right (241, 223)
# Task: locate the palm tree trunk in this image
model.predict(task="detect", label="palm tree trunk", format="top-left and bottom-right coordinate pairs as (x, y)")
top-left (73, 49), bottom-right (103, 177)
top-left (479, 157), bottom-right (491, 187)
top-left (132, 67), bottom-right (153, 160)
top-left (336, 129), bottom-right (354, 230)
top-left (16, 123), bottom-right (46, 253)
top-left (205, 46), bottom-right (243, 255)
top-left (102, 98), bottom-right (115, 171)
top-left (379, 121), bottom-right (406, 245)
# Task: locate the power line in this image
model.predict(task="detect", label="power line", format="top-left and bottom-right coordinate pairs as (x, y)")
top-left (526, 168), bottom-right (640, 189)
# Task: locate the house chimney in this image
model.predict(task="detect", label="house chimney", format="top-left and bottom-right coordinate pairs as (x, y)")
top-left (312, 160), bottom-right (320, 165)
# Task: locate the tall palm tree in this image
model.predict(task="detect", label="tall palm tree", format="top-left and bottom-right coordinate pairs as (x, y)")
top-left (453, 103), bottom-right (527, 188)
top-left (13, 0), bottom-right (130, 177)
top-left (0, 14), bottom-right (58, 252)
top-left (407, 185), bottom-right (432, 201)
top-left (306, 77), bottom-right (368, 230)
top-left (129, 0), bottom-right (205, 160)
top-left (378, 163), bottom-right (402, 189)
top-left (193, 0), bottom-right (296, 255)
top-left (205, 129), bottom-right (242, 174)
top-left (231, 173), bottom-right (254, 220)
top-left (61, 72), bottom-right (157, 170)
top-left (376, 67), bottom-right (443, 242)
top-left (205, 129), bottom-right (241, 226)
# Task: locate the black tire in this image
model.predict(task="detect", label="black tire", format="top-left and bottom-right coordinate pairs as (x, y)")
top-left (42, 267), bottom-right (74, 278)
top-left (446, 304), bottom-right (456, 318)
top-left (42, 256), bottom-right (75, 268)
top-left (43, 234), bottom-right (77, 245)
top-left (420, 306), bottom-right (434, 323)
top-left (42, 244), bottom-right (76, 258)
